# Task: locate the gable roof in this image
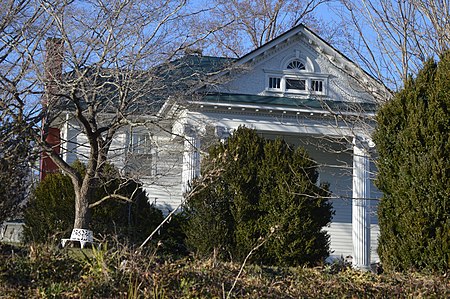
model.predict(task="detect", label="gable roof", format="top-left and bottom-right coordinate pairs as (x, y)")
top-left (55, 24), bottom-right (385, 119)
top-left (56, 55), bottom-right (235, 116)
top-left (187, 23), bottom-right (388, 117)
top-left (236, 23), bottom-right (383, 88)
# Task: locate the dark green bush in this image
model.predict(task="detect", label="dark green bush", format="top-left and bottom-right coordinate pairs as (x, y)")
top-left (23, 173), bottom-right (75, 242)
top-left (184, 127), bottom-right (333, 266)
top-left (157, 213), bottom-right (189, 258)
top-left (23, 161), bottom-right (163, 245)
top-left (374, 53), bottom-right (450, 273)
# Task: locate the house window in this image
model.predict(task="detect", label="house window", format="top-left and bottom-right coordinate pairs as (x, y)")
top-left (286, 78), bottom-right (306, 91)
top-left (265, 58), bottom-right (328, 95)
top-left (311, 80), bottom-right (323, 92)
top-left (127, 132), bottom-right (157, 176)
top-left (268, 77), bottom-right (281, 89)
top-left (287, 59), bottom-right (305, 70)
top-left (131, 133), bottom-right (150, 154)
top-left (266, 76), bottom-right (327, 95)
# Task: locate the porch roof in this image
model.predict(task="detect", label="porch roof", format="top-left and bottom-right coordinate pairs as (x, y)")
top-left (202, 93), bottom-right (378, 113)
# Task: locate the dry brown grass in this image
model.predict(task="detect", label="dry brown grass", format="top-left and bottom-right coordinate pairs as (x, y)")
top-left (1, 242), bottom-right (449, 298)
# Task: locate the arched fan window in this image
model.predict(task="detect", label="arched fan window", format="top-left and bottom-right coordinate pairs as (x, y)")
top-left (286, 59), bottom-right (305, 70)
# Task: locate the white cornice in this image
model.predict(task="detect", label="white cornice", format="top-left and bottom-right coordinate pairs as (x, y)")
top-left (189, 101), bottom-right (376, 118)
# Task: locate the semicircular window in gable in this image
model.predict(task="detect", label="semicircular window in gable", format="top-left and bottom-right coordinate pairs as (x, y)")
top-left (286, 59), bottom-right (305, 70)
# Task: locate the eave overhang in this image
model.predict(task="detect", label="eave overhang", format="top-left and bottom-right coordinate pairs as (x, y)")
top-left (189, 93), bottom-right (377, 119)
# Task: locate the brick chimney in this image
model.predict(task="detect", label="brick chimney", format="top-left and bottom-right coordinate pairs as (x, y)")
top-left (43, 38), bottom-right (64, 106)
top-left (40, 38), bottom-right (64, 181)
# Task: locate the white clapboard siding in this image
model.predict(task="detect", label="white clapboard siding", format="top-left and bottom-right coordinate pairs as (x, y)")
top-left (64, 120), bottom-right (90, 165)
top-left (63, 122), bottom-right (185, 212)
top-left (139, 135), bottom-right (185, 213)
top-left (325, 222), bottom-right (380, 264)
top-left (108, 132), bottom-right (127, 168)
top-left (144, 182), bottom-right (183, 214)
top-left (370, 224), bottom-right (380, 262)
top-left (325, 222), bottom-right (352, 259)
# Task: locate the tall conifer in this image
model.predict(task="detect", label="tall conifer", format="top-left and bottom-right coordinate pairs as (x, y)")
top-left (374, 53), bottom-right (450, 272)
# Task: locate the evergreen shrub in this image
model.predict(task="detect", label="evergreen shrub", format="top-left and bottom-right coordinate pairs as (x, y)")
top-left (374, 53), bottom-right (450, 273)
top-left (184, 127), bottom-right (333, 266)
top-left (23, 161), bottom-right (163, 245)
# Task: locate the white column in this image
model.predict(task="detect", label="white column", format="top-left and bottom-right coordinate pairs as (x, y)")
top-left (215, 126), bottom-right (230, 143)
top-left (61, 113), bottom-right (70, 162)
top-left (352, 137), bottom-right (371, 271)
top-left (181, 128), bottom-right (200, 195)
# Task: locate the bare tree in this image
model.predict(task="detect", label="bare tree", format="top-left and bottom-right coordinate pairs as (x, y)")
top-left (0, 116), bottom-right (35, 221)
top-left (0, 0), bottom-right (46, 221)
top-left (336, 0), bottom-right (450, 90)
top-left (0, 0), bottom-right (232, 234)
top-left (191, 0), bottom-right (332, 57)
top-left (412, 0), bottom-right (450, 53)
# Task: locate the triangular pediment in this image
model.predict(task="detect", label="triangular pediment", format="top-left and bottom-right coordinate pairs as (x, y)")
top-left (199, 24), bottom-right (387, 114)
top-left (237, 24), bottom-right (354, 69)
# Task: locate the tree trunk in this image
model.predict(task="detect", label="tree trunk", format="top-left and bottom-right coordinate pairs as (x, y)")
top-left (73, 180), bottom-right (93, 230)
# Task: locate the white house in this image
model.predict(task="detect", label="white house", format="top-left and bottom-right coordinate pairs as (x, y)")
top-left (52, 24), bottom-right (389, 270)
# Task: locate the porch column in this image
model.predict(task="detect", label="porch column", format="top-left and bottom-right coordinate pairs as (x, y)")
top-left (181, 126), bottom-right (200, 195)
top-left (215, 126), bottom-right (230, 143)
top-left (352, 137), bottom-right (371, 271)
top-left (61, 113), bottom-right (70, 162)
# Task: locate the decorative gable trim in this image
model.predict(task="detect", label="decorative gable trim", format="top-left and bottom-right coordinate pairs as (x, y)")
top-left (235, 24), bottom-right (388, 101)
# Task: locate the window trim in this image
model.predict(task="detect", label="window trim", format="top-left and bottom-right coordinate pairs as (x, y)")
top-left (267, 76), bottom-right (282, 90)
top-left (126, 130), bottom-right (158, 176)
top-left (130, 132), bottom-right (151, 155)
top-left (265, 72), bottom-right (328, 96)
top-left (286, 78), bottom-right (306, 91)
top-left (286, 59), bottom-right (306, 71)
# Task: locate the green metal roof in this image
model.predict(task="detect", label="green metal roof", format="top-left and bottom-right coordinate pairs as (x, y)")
top-left (202, 93), bottom-right (378, 113)
top-left (157, 55), bottom-right (235, 89)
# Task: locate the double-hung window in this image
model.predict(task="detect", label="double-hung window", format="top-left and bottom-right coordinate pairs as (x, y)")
top-left (127, 131), bottom-right (157, 176)
top-left (131, 133), bottom-right (150, 154)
